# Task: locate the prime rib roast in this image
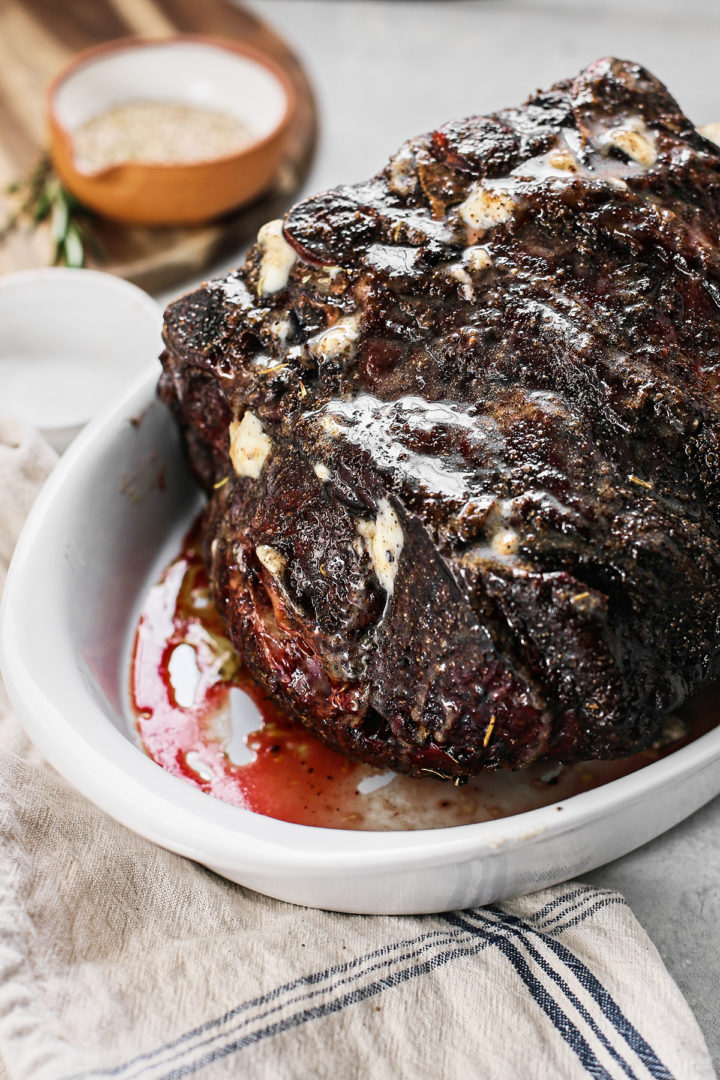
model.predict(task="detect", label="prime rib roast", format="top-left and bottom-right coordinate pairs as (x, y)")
top-left (159, 57), bottom-right (720, 781)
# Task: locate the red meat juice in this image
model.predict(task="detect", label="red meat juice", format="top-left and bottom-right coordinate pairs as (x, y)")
top-left (130, 525), bottom-right (718, 831)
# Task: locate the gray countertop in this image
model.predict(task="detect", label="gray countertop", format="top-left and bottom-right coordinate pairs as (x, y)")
top-left (179, 0), bottom-right (720, 1066)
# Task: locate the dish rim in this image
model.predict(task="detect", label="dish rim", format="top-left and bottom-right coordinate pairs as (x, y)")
top-left (3, 365), bottom-right (720, 877)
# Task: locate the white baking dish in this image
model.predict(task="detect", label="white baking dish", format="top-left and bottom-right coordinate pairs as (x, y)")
top-left (2, 368), bottom-right (720, 914)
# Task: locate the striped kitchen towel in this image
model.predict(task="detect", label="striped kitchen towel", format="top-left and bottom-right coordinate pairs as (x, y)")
top-left (0, 420), bottom-right (714, 1080)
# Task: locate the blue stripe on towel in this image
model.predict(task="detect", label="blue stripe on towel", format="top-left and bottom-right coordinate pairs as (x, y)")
top-left (532, 890), bottom-right (624, 932)
top-left (63, 887), bottom-right (647, 1080)
top-left (451, 911), bottom-right (640, 1079)
top-left (484, 905), bottom-right (674, 1080)
top-left (528, 886), bottom-right (611, 925)
top-left (106, 933), bottom-right (489, 1080)
top-left (65, 928), bottom-right (479, 1080)
top-left (548, 897), bottom-right (627, 934)
top-left (446, 912), bottom-right (620, 1079)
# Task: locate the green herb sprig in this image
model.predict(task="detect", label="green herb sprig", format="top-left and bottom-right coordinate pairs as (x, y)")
top-left (2, 154), bottom-right (101, 268)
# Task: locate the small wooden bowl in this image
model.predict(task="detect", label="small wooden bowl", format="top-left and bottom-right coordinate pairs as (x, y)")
top-left (48, 36), bottom-right (296, 226)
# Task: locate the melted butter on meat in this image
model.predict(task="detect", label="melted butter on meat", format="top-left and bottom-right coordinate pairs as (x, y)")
top-left (546, 148), bottom-right (578, 172)
top-left (510, 139), bottom-right (580, 182)
top-left (490, 528), bottom-right (521, 556)
top-left (447, 246), bottom-right (493, 299)
top-left (601, 119), bottom-right (657, 167)
top-left (388, 144), bottom-right (419, 196)
top-left (229, 412), bottom-right (272, 478)
top-left (313, 462), bottom-right (331, 481)
top-left (446, 262), bottom-right (475, 301)
top-left (464, 246), bottom-right (493, 273)
top-left (459, 499), bottom-right (524, 567)
top-left (269, 314), bottom-right (293, 344)
top-left (356, 499), bottom-right (404, 595)
top-left (318, 394), bottom-right (490, 499)
top-left (255, 219), bottom-right (297, 296)
top-left (256, 544), bottom-right (287, 576)
top-left (213, 275), bottom-right (253, 307)
top-left (457, 183), bottom-right (516, 232)
top-left (307, 313), bottom-right (361, 360)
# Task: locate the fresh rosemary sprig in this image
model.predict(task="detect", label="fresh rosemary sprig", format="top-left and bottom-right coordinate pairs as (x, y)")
top-left (2, 154), bottom-right (101, 268)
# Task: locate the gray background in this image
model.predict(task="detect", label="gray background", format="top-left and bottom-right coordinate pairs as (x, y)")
top-left (163, 0), bottom-right (720, 1067)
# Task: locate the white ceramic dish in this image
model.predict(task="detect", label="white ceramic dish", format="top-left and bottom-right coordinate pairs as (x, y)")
top-left (0, 269), bottom-right (161, 452)
top-left (2, 368), bottom-right (720, 914)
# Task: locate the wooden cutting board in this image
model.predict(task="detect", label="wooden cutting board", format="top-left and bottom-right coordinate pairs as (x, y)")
top-left (0, 0), bottom-right (317, 290)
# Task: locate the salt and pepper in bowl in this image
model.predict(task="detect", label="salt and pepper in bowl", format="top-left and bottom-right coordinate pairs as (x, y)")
top-left (47, 36), bottom-right (296, 225)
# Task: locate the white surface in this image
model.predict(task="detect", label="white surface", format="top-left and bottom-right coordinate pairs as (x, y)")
top-left (52, 41), bottom-right (289, 155)
top-left (0, 269), bottom-right (161, 452)
top-left (2, 370), bottom-right (720, 916)
top-left (246, 0), bottom-right (720, 195)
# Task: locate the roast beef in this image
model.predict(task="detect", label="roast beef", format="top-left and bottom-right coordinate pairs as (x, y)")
top-left (159, 58), bottom-right (720, 780)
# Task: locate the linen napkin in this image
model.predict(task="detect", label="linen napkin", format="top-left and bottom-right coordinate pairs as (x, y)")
top-left (0, 418), bottom-right (714, 1080)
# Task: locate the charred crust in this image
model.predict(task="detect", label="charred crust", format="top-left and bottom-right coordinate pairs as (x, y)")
top-left (160, 58), bottom-right (720, 777)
